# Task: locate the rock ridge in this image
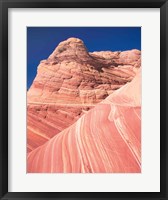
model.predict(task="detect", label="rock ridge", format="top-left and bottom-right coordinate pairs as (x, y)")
top-left (27, 37), bottom-right (141, 152)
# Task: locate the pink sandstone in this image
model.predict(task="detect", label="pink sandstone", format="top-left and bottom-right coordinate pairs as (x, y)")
top-left (27, 37), bottom-right (141, 152)
top-left (27, 71), bottom-right (141, 173)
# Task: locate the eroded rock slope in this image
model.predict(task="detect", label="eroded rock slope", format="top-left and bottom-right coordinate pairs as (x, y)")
top-left (27, 37), bottom-right (141, 152)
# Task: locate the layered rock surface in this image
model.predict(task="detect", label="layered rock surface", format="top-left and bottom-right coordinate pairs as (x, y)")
top-left (27, 71), bottom-right (141, 173)
top-left (27, 37), bottom-right (141, 152)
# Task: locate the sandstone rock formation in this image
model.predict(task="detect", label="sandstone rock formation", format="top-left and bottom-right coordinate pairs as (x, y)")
top-left (27, 37), bottom-right (141, 152)
top-left (27, 70), bottom-right (141, 173)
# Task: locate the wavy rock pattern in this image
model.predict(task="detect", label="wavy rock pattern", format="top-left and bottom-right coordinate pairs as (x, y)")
top-left (27, 71), bottom-right (141, 173)
top-left (27, 37), bottom-right (141, 153)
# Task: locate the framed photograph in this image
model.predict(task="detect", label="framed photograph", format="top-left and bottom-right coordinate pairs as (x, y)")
top-left (0, 0), bottom-right (168, 199)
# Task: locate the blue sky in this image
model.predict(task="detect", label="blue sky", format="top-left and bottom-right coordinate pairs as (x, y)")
top-left (27, 27), bottom-right (141, 89)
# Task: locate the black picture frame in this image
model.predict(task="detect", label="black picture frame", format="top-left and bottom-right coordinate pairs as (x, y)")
top-left (0, 0), bottom-right (168, 199)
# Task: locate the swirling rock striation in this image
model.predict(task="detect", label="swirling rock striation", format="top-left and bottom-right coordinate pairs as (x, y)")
top-left (27, 37), bottom-right (141, 152)
top-left (27, 71), bottom-right (141, 173)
